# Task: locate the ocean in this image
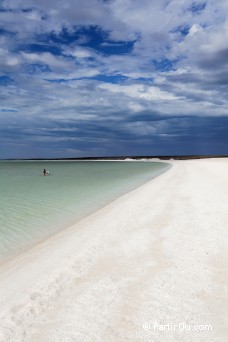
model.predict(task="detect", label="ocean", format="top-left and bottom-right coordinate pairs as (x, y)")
top-left (0, 160), bottom-right (170, 261)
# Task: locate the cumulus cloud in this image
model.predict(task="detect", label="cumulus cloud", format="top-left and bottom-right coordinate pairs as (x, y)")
top-left (0, 0), bottom-right (228, 157)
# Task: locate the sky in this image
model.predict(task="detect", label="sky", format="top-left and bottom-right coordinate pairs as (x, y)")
top-left (0, 0), bottom-right (228, 158)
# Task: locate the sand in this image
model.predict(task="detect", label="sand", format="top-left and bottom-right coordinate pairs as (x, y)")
top-left (0, 158), bottom-right (227, 342)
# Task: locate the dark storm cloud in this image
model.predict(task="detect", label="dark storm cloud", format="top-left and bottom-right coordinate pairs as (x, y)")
top-left (197, 47), bottom-right (228, 70)
top-left (0, 0), bottom-right (228, 158)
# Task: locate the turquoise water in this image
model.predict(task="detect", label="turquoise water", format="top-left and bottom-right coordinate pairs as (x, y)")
top-left (0, 161), bottom-right (170, 261)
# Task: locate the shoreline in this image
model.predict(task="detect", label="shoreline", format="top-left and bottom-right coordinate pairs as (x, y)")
top-left (1, 155), bottom-right (228, 162)
top-left (0, 159), bottom-right (227, 341)
top-left (0, 161), bottom-right (171, 267)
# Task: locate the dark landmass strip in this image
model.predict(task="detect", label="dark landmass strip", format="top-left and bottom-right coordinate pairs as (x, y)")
top-left (70, 155), bottom-right (228, 161)
top-left (4, 155), bottom-right (228, 161)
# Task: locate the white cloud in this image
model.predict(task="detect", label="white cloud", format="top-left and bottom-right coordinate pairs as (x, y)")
top-left (64, 47), bottom-right (93, 59)
top-left (1, 0), bottom-right (228, 158)
top-left (21, 52), bottom-right (70, 70)
top-left (188, 24), bottom-right (201, 36)
top-left (0, 48), bottom-right (22, 68)
top-left (128, 102), bottom-right (145, 112)
top-left (98, 82), bottom-right (180, 101)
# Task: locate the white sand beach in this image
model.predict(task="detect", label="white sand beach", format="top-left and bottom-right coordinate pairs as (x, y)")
top-left (0, 158), bottom-right (228, 342)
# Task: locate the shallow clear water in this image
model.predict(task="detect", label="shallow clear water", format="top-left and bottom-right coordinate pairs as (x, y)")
top-left (0, 160), bottom-right (170, 261)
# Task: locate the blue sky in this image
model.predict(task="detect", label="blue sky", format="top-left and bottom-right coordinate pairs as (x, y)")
top-left (0, 0), bottom-right (228, 158)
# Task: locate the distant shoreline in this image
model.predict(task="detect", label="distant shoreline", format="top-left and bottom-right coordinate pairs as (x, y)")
top-left (2, 154), bottom-right (228, 161)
